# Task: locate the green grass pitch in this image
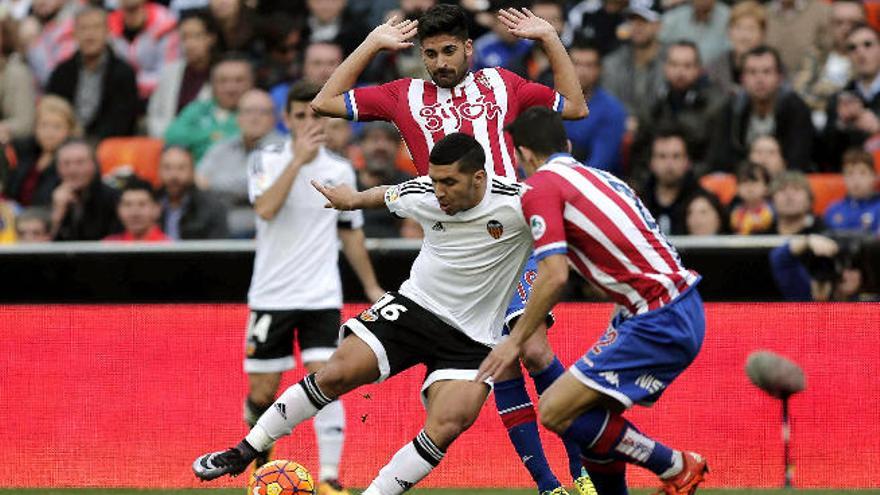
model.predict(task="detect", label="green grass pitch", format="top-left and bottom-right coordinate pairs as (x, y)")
top-left (2, 489), bottom-right (879, 495)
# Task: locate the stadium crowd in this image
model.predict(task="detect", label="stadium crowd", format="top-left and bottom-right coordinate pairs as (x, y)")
top-left (0, 0), bottom-right (878, 245)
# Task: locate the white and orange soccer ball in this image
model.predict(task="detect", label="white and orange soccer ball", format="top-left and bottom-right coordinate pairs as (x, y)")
top-left (248, 460), bottom-right (316, 495)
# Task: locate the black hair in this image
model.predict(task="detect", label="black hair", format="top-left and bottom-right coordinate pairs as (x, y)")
top-left (121, 176), bottom-right (158, 202)
top-left (742, 45), bottom-right (785, 75)
top-left (667, 39), bottom-right (702, 66)
top-left (684, 190), bottom-right (729, 234)
top-left (429, 133), bottom-right (485, 173)
top-left (569, 34), bottom-right (601, 55)
top-left (504, 106), bottom-right (568, 157)
top-left (286, 80), bottom-right (321, 113)
top-left (212, 51), bottom-right (255, 78)
top-left (736, 160), bottom-right (771, 184)
top-left (179, 8), bottom-right (220, 38)
top-left (417, 4), bottom-right (470, 41)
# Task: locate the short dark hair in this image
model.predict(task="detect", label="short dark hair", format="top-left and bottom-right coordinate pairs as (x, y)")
top-left (121, 176), bottom-right (158, 202)
top-left (418, 4), bottom-right (470, 41)
top-left (667, 39), bottom-right (702, 66)
top-left (57, 138), bottom-right (96, 162)
top-left (429, 133), bottom-right (485, 173)
top-left (841, 147), bottom-right (876, 173)
top-left (212, 52), bottom-right (254, 77)
top-left (847, 22), bottom-right (880, 42)
top-left (504, 107), bottom-right (568, 157)
top-left (286, 80), bottom-right (322, 112)
top-left (736, 160), bottom-right (771, 184)
top-left (569, 34), bottom-right (601, 56)
top-left (743, 45), bottom-right (784, 74)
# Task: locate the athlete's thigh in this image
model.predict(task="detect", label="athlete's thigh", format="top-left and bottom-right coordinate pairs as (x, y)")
top-left (244, 309), bottom-right (297, 374)
top-left (315, 333), bottom-right (381, 397)
top-left (539, 370), bottom-right (607, 423)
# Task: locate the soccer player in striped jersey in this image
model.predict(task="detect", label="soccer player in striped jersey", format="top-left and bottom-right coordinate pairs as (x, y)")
top-left (311, 5), bottom-right (590, 494)
top-left (478, 107), bottom-right (709, 495)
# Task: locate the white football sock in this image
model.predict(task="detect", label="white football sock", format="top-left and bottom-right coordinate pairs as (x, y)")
top-left (246, 383), bottom-right (319, 452)
top-left (314, 399), bottom-right (345, 481)
top-left (362, 431), bottom-right (443, 495)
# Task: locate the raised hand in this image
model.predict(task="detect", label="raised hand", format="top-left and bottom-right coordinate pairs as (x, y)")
top-left (366, 15), bottom-right (419, 52)
top-left (291, 120), bottom-right (325, 166)
top-left (497, 7), bottom-right (557, 42)
top-left (312, 180), bottom-right (359, 211)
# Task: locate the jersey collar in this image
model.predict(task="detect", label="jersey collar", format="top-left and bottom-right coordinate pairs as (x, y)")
top-left (539, 152), bottom-right (579, 170)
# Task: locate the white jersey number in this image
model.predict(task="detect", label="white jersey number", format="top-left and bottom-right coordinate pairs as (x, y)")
top-left (369, 293), bottom-right (409, 321)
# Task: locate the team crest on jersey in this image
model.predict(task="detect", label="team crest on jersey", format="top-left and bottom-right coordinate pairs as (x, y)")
top-left (385, 186), bottom-right (400, 203)
top-left (530, 215), bottom-right (546, 240)
top-left (486, 220), bottom-right (504, 239)
top-left (359, 309), bottom-right (379, 322)
top-left (475, 72), bottom-right (493, 90)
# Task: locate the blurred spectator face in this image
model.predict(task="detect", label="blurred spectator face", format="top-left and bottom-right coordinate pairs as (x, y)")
top-left (832, 2), bottom-right (866, 51)
top-left (237, 90), bottom-right (275, 142)
top-left (35, 111), bottom-right (72, 153)
top-left (119, 0), bottom-right (146, 10)
top-left (75, 10), bottom-right (109, 59)
top-left (686, 196), bottom-right (722, 235)
top-left (842, 161), bottom-right (877, 199)
top-left (303, 43), bottom-right (343, 85)
top-left (728, 16), bottom-right (764, 57)
top-left (571, 48), bottom-right (601, 91)
top-left (361, 127), bottom-right (399, 174)
top-left (57, 143), bottom-right (96, 192)
top-left (324, 118), bottom-right (352, 156)
top-left (693, 0), bottom-right (715, 16)
top-left (629, 18), bottom-right (659, 48)
top-left (847, 27), bottom-right (880, 80)
top-left (532, 2), bottom-right (565, 36)
top-left (210, 0), bottom-right (240, 21)
top-left (285, 100), bottom-right (324, 138)
top-left (16, 217), bottom-right (51, 242)
top-left (650, 136), bottom-right (689, 186)
top-left (664, 44), bottom-right (701, 92)
top-left (32, 0), bottom-right (64, 20)
top-left (307, 0), bottom-right (346, 23)
top-left (401, 0), bottom-right (436, 19)
top-left (118, 188), bottom-right (160, 238)
top-left (738, 177), bottom-right (768, 206)
top-left (159, 147), bottom-right (195, 199)
top-left (180, 17), bottom-right (216, 65)
top-left (772, 183), bottom-right (811, 218)
top-left (212, 60), bottom-right (254, 110)
top-left (742, 52), bottom-right (781, 104)
top-left (421, 35), bottom-right (472, 88)
top-left (749, 135), bottom-right (786, 178)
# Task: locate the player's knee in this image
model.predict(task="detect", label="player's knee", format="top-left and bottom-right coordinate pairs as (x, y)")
top-left (538, 400), bottom-right (570, 434)
top-left (314, 364), bottom-right (350, 399)
top-left (519, 339), bottom-right (554, 373)
top-left (425, 411), bottom-right (477, 449)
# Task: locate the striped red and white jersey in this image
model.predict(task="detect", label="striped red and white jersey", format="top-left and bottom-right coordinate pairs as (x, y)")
top-left (523, 154), bottom-right (699, 317)
top-left (344, 67), bottom-right (565, 177)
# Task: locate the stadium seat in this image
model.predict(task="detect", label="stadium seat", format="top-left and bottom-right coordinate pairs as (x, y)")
top-left (806, 173), bottom-right (847, 216)
top-left (871, 149), bottom-right (880, 175)
top-left (96, 137), bottom-right (164, 186)
top-left (699, 173), bottom-right (737, 205)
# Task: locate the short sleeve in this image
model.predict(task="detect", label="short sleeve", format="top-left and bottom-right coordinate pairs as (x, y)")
top-left (337, 163), bottom-right (364, 229)
top-left (384, 177), bottom-right (432, 219)
top-left (346, 79), bottom-right (408, 122)
top-left (499, 68), bottom-right (565, 114)
top-left (521, 174), bottom-right (567, 261)
top-left (247, 150), bottom-right (278, 204)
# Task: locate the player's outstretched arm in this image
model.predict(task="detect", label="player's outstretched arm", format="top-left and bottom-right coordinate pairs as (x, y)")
top-left (311, 16), bottom-right (418, 118)
top-left (476, 254), bottom-right (569, 382)
top-left (498, 8), bottom-right (588, 120)
top-left (312, 181), bottom-right (389, 210)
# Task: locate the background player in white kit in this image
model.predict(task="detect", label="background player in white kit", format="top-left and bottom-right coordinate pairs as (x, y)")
top-left (193, 133), bottom-right (539, 495)
top-left (243, 80), bottom-right (384, 495)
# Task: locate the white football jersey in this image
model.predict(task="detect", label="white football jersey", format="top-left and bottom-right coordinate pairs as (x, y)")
top-left (384, 176), bottom-right (532, 346)
top-left (247, 141), bottom-right (363, 310)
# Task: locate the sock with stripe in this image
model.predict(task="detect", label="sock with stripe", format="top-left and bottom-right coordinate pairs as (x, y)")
top-left (563, 408), bottom-right (683, 479)
top-left (530, 357), bottom-right (583, 480)
top-left (361, 430), bottom-right (444, 495)
top-left (245, 374), bottom-right (333, 452)
top-left (494, 377), bottom-right (560, 493)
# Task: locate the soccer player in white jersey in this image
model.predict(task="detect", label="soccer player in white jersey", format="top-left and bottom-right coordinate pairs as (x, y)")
top-left (477, 108), bottom-right (709, 495)
top-left (240, 80), bottom-right (385, 495)
top-left (310, 5), bottom-right (590, 493)
top-left (194, 133), bottom-right (540, 494)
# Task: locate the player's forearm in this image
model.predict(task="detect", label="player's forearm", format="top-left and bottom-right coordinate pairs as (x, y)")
top-left (254, 161), bottom-right (303, 220)
top-left (311, 41), bottom-right (380, 117)
top-left (542, 35), bottom-right (588, 120)
top-left (508, 256), bottom-right (569, 346)
top-left (340, 228), bottom-right (382, 294)
top-left (352, 186), bottom-right (390, 210)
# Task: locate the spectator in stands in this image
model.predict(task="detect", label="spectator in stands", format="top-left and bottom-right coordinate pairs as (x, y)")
top-left (157, 145), bottom-right (228, 239)
top-left (270, 42), bottom-right (343, 132)
top-left (748, 134), bottom-right (787, 180)
top-left (209, 0), bottom-right (259, 54)
top-left (255, 14), bottom-right (302, 90)
top-left (632, 40), bottom-right (724, 177)
top-left (601, 2), bottom-right (666, 122)
top-left (14, 207), bottom-right (52, 242)
top-left (765, 0), bottom-right (831, 77)
top-left (708, 46), bottom-right (815, 173)
top-left (355, 121), bottom-right (413, 238)
top-left (46, 7), bottom-right (139, 142)
top-left (302, 0), bottom-right (370, 56)
top-left (659, 0), bottom-right (729, 64)
top-left (824, 148), bottom-right (880, 233)
top-left (104, 176), bottom-right (169, 242)
top-left (521, 0), bottom-right (568, 86)
top-left (770, 170), bottom-right (823, 235)
top-left (147, 12), bottom-right (217, 138)
top-left (198, 89), bottom-right (282, 234)
top-left (729, 161), bottom-right (774, 234)
top-left (0, 18), bottom-right (36, 143)
top-left (107, 0), bottom-right (179, 102)
top-left (164, 53), bottom-right (254, 162)
top-left (324, 117), bottom-right (353, 158)
top-left (562, 38), bottom-right (626, 175)
top-left (1, 0), bottom-right (35, 20)
top-left (5, 96), bottom-right (80, 206)
top-left (24, 0), bottom-right (78, 86)
top-left (640, 127), bottom-right (710, 235)
top-left (705, 0), bottom-right (765, 96)
top-left (566, 0), bottom-right (627, 55)
top-left (793, 0), bottom-right (865, 131)
top-left (770, 233), bottom-right (868, 301)
top-left (684, 190), bottom-right (728, 235)
top-left (50, 139), bottom-right (121, 241)
top-left (366, 0), bottom-right (435, 83)
top-left (822, 24), bottom-right (880, 171)
top-left (472, 3), bottom-right (534, 73)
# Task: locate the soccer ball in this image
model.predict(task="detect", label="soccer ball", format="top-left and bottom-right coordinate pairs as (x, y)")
top-left (248, 460), bottom-right (316, 495)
